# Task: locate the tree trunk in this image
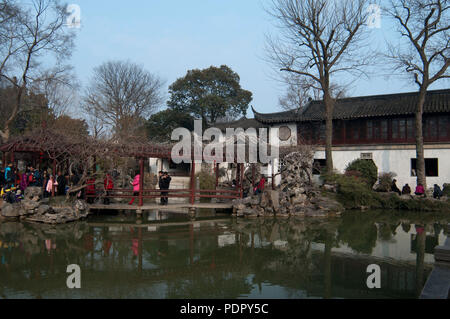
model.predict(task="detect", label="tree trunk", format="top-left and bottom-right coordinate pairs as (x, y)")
top-left (324, 92), bottom-right (334, 174)
top-left (0, 85), bottom-right (23, 144)
top-left (415, 88), bottom-right (427, 189)
top-left (0, 129), bottom-right (10, 145)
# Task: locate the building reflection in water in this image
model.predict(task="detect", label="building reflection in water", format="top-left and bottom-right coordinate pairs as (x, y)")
top-left (0, 211), bottom-right (447, 299)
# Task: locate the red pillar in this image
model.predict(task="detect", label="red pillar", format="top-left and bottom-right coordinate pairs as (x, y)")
top-left (139, 158), bottom-right (144, 207)
top-left (190, 160), bottom-right (196, 205)
top-left (215, 162), bottom-right (219, 189)
top-left (2, 152), bottom-right (6, 168)
top-left (10, 151), bottom-right (14, 166)
top-left (236, 164), bottom-right (240, 189)
top-left (189, 224), bottom-right (194, 265)
top-left (240, 164), bottom-right (244, 198)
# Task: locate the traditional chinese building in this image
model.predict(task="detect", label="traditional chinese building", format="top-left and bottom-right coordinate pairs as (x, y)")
top-left (252, 88), bottom-right (450, 189)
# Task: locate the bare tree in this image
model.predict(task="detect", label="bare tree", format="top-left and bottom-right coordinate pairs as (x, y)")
top-left (266, 0), bottom-right (374, 173)
top-left (31, 68), bottom-right (80, 118)
top-left (386, 0), bottom-right (449, 188)
top-left (83, 60), bottom-right (165, 141)
top-left (0, 0), bottom-right (76, 143)
top-left (278, 75), bottom-right (321, 111)
top-left (86, 107), bottom-right (106, 139)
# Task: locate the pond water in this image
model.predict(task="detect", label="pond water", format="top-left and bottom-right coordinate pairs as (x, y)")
top-left (0, 210), bottom-right (448, 299)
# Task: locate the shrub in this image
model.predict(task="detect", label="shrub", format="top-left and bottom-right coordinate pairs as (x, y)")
top-left (196, 169), bottom-right (216, 202)
top-left (345, 170), bottom-right (363, 179)
top-left (320, 170), bottom-right (342, 184)
top-left (376, 172), bottom-right (397, 192)
top-left (334, 174), bottom-right (380, 209)
top-left (345, 159), bottom-right (378, 187)
top-left (443, 184), bottom-right (450, 197)
top-left (328, 173), bottom-right (450, 212)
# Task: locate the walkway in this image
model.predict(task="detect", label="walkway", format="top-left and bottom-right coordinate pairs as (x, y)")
top-left (88, 202), bottom-right (234, 212)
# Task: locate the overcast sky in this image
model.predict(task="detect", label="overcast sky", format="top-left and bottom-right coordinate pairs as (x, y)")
top-left (54, 0), bottom-right (449, 117)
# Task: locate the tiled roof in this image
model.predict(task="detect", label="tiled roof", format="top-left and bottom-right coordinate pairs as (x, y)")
top-left (214, 117), bottom-right (268, 131)
top-left (253, 89), bottom-right (450, 123)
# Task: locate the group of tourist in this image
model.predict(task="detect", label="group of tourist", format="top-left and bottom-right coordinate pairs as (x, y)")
top-left (96, 170), bottom-right (173, 206)
top-left (0, 162), bottom-right (179, 206)
top-left (391, 179), bottom-right (446, 199)
top-left (0, 163), bottom-right (73, 203)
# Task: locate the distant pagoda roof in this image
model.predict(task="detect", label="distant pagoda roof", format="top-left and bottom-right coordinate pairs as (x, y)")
top-left (214, 117), bottom-right (267, 131)
top-left (253, 89), bottom-right (450, 123)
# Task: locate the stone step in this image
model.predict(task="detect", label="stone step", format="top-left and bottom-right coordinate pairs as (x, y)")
top-left (435, 238), bottom-right (450, 263)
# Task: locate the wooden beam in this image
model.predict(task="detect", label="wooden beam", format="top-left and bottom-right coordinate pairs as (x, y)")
top-left (139, 158), bottom-right (144, 207)
top-left (215, 162), bottom-right (219, 189)
top-left (236, 164), bottom-right (240, 190)
top-left (190, 160), bottom-right (196, 205)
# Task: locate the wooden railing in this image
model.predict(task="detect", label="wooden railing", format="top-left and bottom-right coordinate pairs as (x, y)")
top-left (86, 187), bottom-right (242, 206)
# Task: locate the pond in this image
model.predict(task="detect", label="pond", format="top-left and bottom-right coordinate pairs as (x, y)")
top-left (0, 210), bottom-right (448, 299)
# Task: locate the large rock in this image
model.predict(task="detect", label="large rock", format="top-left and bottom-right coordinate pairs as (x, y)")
top-left (37, 205), bottom-right (52, 216)
top-left (264, 190), bottom-right (280, 212)
top-left (21, 199), bottom-right (40, 211)
top-left (74, 200), bottom-right (88, 213)
top-left (24, 187), bottom-right (43, 200)
top-left (291, 194), bottom-right (307, 206)
top-left (312, 197), bottom-right (344, 213)
top-left (54, 207), bottom-right (77, 217)
top-left (231, 150), bottom-right (346, 218)
top-left (1, 203), bottom-right (20, 218)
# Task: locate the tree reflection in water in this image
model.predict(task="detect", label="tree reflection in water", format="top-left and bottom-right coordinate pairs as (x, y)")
top-left (0, 210), bottom-right (447, 299)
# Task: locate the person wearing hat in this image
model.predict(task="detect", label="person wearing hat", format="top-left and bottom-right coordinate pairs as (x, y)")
top-left (15, 189), bottom-right (24, 202)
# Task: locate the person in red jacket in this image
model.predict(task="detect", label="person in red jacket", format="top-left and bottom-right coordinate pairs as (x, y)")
top-left (103, 173), bottom-right (114, 205)
top-left (128, 170), bottom-right (141, 205)
top-left (254, 176), bottom-right (266, 195)
top-left (86, 177), bottom-right (96, 204)
top-left (415, 184), bottom-right (426, 197)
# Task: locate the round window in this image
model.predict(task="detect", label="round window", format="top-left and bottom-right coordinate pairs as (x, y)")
top-left (278, 126), bottom-right (292, 141)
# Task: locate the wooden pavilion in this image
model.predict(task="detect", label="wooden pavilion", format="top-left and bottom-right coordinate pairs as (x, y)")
top-left (0, 130), bottom-right (247, 207)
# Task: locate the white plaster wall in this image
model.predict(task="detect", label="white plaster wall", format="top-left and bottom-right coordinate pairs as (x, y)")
top-left (314, 148), bottom-right (450, 190)
top-left (269, 123), bottom-right (298, 147)
top-left (149, 158), bottom-right (159, 174)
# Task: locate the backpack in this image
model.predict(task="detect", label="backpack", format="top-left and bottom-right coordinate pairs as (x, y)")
top-left (6, 191), bottom-right (16, 204)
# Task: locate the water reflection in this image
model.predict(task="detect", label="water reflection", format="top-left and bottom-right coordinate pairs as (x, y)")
top-left (0, 210), bottom-right (448, 299)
